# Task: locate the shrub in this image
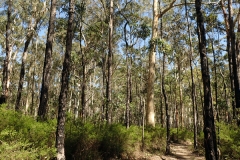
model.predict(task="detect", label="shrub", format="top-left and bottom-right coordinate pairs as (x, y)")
top-left (0, 106), bottom-right (56, 159)
top-left (65, 121), bottom-right (145, 160)
top-left (144, 125), bottom-right (166, 154)
top-left (170, 128), bottom-right (193, 143)
top-left (217, 122), bottom-right (240, 159)
top-left (197, 122), bottom-right (240, 159)
top-left (65, 121), bottom-right (101, 160)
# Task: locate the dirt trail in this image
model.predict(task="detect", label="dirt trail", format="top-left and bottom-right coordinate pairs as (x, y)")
top-left (134, 142), bottom-right (205, 160)
top-left (160, 143), bottom-right (204, 160)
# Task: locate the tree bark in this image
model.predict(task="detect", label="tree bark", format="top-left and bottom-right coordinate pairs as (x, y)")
top-left (38, 0), bottom-right (57, 120)
top-left (15, 28), bottom-right (38, 111)
top-left (162, 52), bottom-right (170, 155)
top-left (124, 20), bottom-right (130, 129)
top-left (237, 11), bottom-right (240, 86)
top-left (146, 0), bottom-right (158, 127)
top-left (185, 0), bottom-right (197, 149)
top-left (106, 0), bottom-right (113, 123)
top-left (56, 0), bottom-right (75, 159)
top-left (228, 0), bottom-right (240, 108)
top-left (211, 39), bottom-right (220, 145)
top-left (195, 0), bottom-right (218, 159)
top-left (79, 12), bottom-right (86, 121)
top-left (220, 0), bottom-right (236, 118)
top-left (2, 0), bottom-right (13, 104)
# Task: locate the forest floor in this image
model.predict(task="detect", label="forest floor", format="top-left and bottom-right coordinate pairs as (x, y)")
top-left (133, 141), bottom-right (205, 160)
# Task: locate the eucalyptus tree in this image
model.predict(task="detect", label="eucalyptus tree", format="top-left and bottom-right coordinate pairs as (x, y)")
top-left (164, 7), bottom-right (190, 128)
top-left (105, 0), bottom-right (113, 123)
top-left (184, 0), bottom-right (198, 148)
top-left (237, 11), bottom-right (240, 84)
top-left (205, 5), bottom-right (226, 144)
top-left (146, 0), bottom-right (158, 127)
top-left (38, 0), bottom-right (57, 120)
top-left (56, 0), bottom-right (75, 159)
top-left (1, 0), bottom-right (13, 103)
top-left (161, 44), bottom-right (171, 154)
top-left (15, 0), bottom-right (47, 111)
top-left (195, 0), bottom-right (218, 159)
top-left (73, 0), bottom-right (108, 121)
top-left (146, 0), bottom-right (177, 127)
top-left (220, 0), bottom-right (240, 118)
top-left (227, 0), bottom-right (240, 109)
top-left (0, 0), bottom-right (24, 105)
top-left (117, 0), bottom-right (150, 128)
top-left (76, 1), bottom-right (87, 120)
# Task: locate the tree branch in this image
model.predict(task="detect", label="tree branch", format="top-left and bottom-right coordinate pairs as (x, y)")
top-left (158, 0), bottom-right (221, 18)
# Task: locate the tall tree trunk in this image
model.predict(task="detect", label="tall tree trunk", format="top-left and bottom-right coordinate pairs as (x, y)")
top-left (15, 38), bottom-right (32, 111)
top-left (2, 0), bottom-right (13, 103)
top-left (31, 65), bottom-right (36, 115)
top-left (38, 0), bottom-right (57, 120)
top-left (31, 39), bottom-right (37, 116)
top-left (237, 10), bottom-right (240, 86)
top-left (126, 54), bottom-right (130, 128)
top-left (228, 0), bottom-right (240, 108)
top-left (79, 15), bottom-right (86, 121)
top-left (160, 14), bottom-right (170, 151)
top-left (146, 0), bottom-right (158, 127)
top-left (124, 20), bottom-right (130, 129)
top-left (162, 52), bottom-right (170, 155)
top-left (101, 22), bottom-right (107, 122)
top-left (185, 0), bottom-right (197, 149)
top-left (177, 59), bottom-right (183, 128)
top-left (220, 0), bottom-right (236, 118)
top-left (106, 0), bottom-right (113, 123)
top-left (56, 0), bottom-right (75, 159)
top-left (211, 39), bottom-right (220, 145)
top-left (220, 69), bottom-right (230, 122)
top-left (195, 0), bottom-right (218, 159)
top-left (15, 1), bottom-right (42, 111)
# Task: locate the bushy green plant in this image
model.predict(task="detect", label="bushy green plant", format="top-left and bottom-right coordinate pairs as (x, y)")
top-left (0, 106), bottom-right (56, 159)
top-left (170, 128), bottom-right (193, 143)
top-left (217, 122), bottom-right (240, 159)
top-left (65, 119), bottom-right (144, 160)
top-left (144, 125), bottom-right (166, 154)
top-left (100, 124), bottom-right (143, 159)
top-left (99, 124), bottom-right (127, 159)
top-left (197, 122), bottom-right (240, 159)
top-left (65, 120), bottom-right (101, 160)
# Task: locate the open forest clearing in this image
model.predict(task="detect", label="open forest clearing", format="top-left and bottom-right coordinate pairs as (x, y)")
top-left (0, 0), bottom-right (240, 159)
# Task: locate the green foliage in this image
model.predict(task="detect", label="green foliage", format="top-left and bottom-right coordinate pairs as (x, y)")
top-left (65, 120), bottom-right (101, 160)
top-left (0, 106), bottom-right (56, 159)
top-left (217, 122), bottom-right (240, 159)
top-left (197, 122), bottom-right (240, 159)
top-left (65, 119), bottom-right (170, 159)
top-left (149, 38), bottom-right (172, 53)
top-left (136, 23), bottom-right (151, 40)
top-left (144, 126), bottom-right (166, 154)
top-left (170, 128), bottom-right (193, 143)
top-left (100, 124), bottom-right (130, 159)
top-left (65, 120), bottom-right (142, 160)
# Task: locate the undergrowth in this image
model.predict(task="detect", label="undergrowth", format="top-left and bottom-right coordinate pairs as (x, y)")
top-left (197, 122), bottom-right (240, 159)
top-left (0, 104), bottom-right (56, 159)
top-left (170, 127), bottom-right (193, 143)
top-left (3, 103), bottom-right (240, 160)
top-left (65, 120), bottom-right (168, 160)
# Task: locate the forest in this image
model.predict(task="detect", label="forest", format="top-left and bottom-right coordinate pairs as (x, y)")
top-left (0, 0), bottom-right (240, 159)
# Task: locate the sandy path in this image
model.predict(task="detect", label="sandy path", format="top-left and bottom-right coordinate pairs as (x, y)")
top-left (132, 142), bottom-right (204, 160)
top-left (160, 143), bottom-right (205, 160)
